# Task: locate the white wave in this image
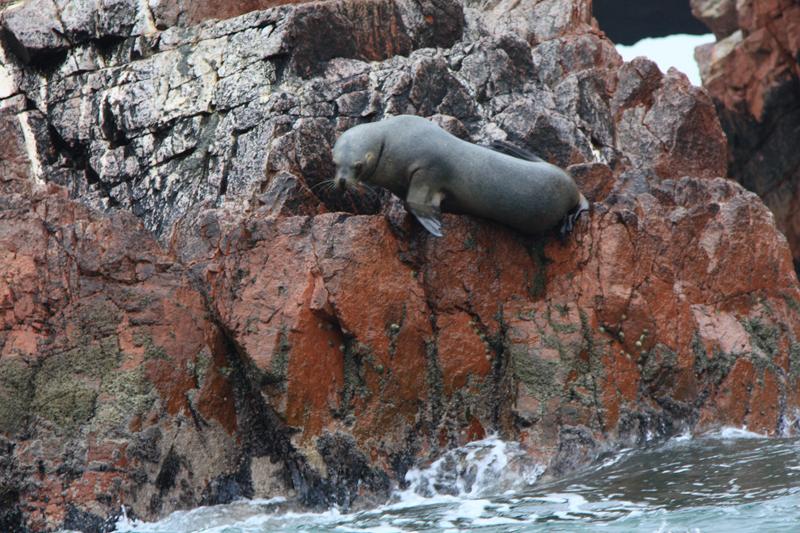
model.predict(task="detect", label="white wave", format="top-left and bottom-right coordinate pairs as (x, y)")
top-left (113, 497), bottom-right (288, 533)
top-left (706, 427), bottom-right (768, 440)
top-left (400, 435), bottom-right (546, 500)
top-left (672, 430), bottom-right (694, 442)
top-left (112, 436), bottom-right (545, 532)
top-left (472, 515), bottom-right (526, 526)
top-left (440, 498), bottom-right (490, 522)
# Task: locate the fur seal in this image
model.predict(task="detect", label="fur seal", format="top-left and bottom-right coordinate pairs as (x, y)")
top-left (331, 114), bottom-right (589, 237)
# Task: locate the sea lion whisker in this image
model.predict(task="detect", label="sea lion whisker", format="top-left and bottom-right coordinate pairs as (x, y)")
top-left (311, 179), bottom-right (335, 191)
top-left (317, 181), bottom-right (340, 195)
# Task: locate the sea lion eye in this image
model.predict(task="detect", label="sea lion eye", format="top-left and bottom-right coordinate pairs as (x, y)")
top-left (354, 161), bottom-right (364, 175)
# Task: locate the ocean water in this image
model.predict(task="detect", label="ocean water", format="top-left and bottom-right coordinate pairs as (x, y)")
top-left (113, 429), bottom-right (800, 533)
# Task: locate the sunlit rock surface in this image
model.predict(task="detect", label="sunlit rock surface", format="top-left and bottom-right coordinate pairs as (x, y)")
top-left (1, 0), bottom-right (799, 530)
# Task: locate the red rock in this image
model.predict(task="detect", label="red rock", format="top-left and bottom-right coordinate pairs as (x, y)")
top-left (695, 0), bottom-right (800, 266)
top-left (436, 311), bottom-right (492, 395)
top-left (0, 109), bottom-right (249, 528)
top-left (697, 358), bottom-right (754, 430)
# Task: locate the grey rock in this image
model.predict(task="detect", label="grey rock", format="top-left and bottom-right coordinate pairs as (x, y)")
top-left (548, 426), bottom-right (603, 477)
top-left (0, 0), bottom-right (475, 237)
top-left (496, 98), bottom-right (593, 167)
top-left (554, 71), bottom-right (614, 148)
top-left (458, 37), bottom-right (529, 102)
top-left (95, 0), bottom-right (140, 37)
top-left (1, 0), bottom-right (68, 64)
top-left (56, 0), bottom-right (98, 44)
top-left (409, 55), bottom-right (476, 119)
top-left (532, 33), bottom-right (621, 88)
top-left (467, 0), bottom-right (593, 44)
top-left (611, 57), bottom-right (663, 114)
top-left (690, 0), bottom-right (739, 39)
top-left (257, 170), bottom-right (320, 218)
top-left (0, 0), bottom-right (723, 244)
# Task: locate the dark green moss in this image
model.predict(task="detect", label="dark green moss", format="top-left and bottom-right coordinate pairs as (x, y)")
top-left (32, 381), bottom-right (97, 431)
top-left (463, 233), bottom-right (477, 250)
top-left (691, 332), bottom-right (709, 372)
top-left (76, 301), bottom-right (122, 339)
top-left (132, 332), bottom-right (168, 361)
top-left (424, 341), bottom-right (444, 424)
top-left (512, 347), bottom-right (561, 403)
top-left (743, 317), bottom-right (779, 359)
top-left (576, 309), bottom-right (606, 425)
top-left (270, 327), bottom-right (291, 383)
top-left (782, 293), bottom-right (800, 314)
top-left (527, 240), bottom-right (550, 299)
top-left (0, 359), bottom-right (34, 433)
top-left (643, 343), bottom-right (678, 383)
top-left (339, 340), bottom-right (371, 414)
top-left (40, 337), bottom-right (122, 382)
top-left (28, 332), bottom-right (124, 433)
top-left (692, 333), bottom-right (736, 385)
top-left (192, 348), bottom-right (213, 387)
top-left (515, 308), bottom-right (537, 321)
top-left (549, 321), bottom-right (579, 335)
top-left (245, 316), bottom-right (260, 334)
top-left (91, 367), bottom-right (156, 434)
top-left (790, 342), bottom-right (800, 378)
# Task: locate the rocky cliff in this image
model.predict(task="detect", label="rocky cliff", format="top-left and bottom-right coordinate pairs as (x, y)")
top-left (2, 0), bottom-right (800, 531)
top-left (693, 0), bottom-right (800, 270)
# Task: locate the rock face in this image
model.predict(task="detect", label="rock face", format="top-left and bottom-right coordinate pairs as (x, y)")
top-left (693, 0), bottom-right (800, 269)
top-left (1, 0), bottom-right (799, 531)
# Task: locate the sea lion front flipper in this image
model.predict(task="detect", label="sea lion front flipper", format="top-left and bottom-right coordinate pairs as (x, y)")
top-left (407, 170), bottom-right (445, 237)
top-left (408, 203), bottom-right (443, 237)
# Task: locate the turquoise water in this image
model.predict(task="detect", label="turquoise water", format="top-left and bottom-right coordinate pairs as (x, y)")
top-left (114, 429), bottom-right (800, 532)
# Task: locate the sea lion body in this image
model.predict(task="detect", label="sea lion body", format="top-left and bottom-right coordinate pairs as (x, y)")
top-left (332, 114), bottom-right (587, 237)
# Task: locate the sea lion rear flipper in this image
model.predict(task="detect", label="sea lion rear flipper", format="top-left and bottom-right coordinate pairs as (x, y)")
top-left (407, 171), bottom-right (445, 237)
top-left (559, 194), bottom-right (590, 240)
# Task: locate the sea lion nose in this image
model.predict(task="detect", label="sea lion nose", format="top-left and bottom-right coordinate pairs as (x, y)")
top-left (335, 168), bottom-right (351, 191)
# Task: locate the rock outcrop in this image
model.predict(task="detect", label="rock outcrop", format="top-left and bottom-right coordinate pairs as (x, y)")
top-left (1, 0), bottom-right (800, 531)
top-left (693, 0), bottom-right (800, 269)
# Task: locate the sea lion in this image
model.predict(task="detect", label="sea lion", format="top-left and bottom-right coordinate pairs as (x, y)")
top-left (331, 114), bottom-right (589, 237)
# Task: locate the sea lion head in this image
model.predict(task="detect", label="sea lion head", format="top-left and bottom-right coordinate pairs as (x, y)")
top-left (332, 124), bottom-right (383, 191)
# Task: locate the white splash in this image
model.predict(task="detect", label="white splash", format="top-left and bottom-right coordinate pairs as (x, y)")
top-left (111, 437), bottom-right (546, 532)
top-left (710, 426), bottom-right (768, 440)
top-left (400, 435), bottom-right (546, 499)
top-left (113, 497), bottom-right (287, 533)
